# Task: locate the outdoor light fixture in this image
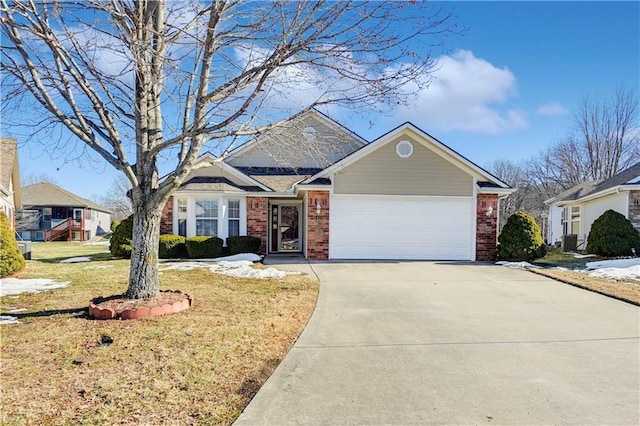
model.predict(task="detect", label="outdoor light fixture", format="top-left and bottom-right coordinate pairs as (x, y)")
top-left (485, 206), bottom-right (493, 217)
top-left (316, 202), bottom-right (322, 215)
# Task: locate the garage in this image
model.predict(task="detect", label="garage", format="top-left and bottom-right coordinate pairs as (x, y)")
top-left (329, 196), bottom-right (475, 260)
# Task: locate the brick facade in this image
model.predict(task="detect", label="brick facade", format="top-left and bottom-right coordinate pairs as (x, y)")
top-left (247, 196), bottom-right (268, 254)
top-left (476, 194), bottom-right (499, 261)
top-left (306, 190), bottom-right (330, 260)
top-left (160, 196), bottom-right (173, 234)
top-left (629, 190), bottom-right (640, 231)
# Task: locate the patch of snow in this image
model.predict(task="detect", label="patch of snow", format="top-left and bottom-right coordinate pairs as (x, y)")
top-left (0, 278), bottom-right (70, 296)
top-left (85, 241), bottom-right (110, 246)
top-left (84, 265), bottom-right (114, 270)
top-left (566, 252), bottom-right (596, 259)
top-left (212, 253), bottom-right (262, 262)
top-left (59, 257), bottom-right (92, 263)
top-left (588, 265), bottom-right (640, 281)
top-left (7, 308), bottom-right (27, 313)
top-left (586, 258), bottom-right (640, 270)
top-left (495, 261), bottom-right (535, 269)
top-left (0, 316), bottom-right (20, 325)
top-left (172, 253), bottom-right (262, 263)
top-left (161, 259), bottom-right (300, 279)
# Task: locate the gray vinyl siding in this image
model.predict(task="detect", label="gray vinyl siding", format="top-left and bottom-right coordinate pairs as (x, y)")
top-left (333, 135), bottom-right (473, 196)
top-left (227, 114), bottom-right (363, 168)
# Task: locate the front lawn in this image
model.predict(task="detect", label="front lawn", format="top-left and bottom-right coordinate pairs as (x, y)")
top-left (531, 248), bottom-right (640, 305)
top-left (1, 242), bottom-right (319, 425)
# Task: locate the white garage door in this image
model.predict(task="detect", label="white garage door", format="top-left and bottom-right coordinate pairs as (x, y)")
top-left (329, 196), bottom-right (474, 260)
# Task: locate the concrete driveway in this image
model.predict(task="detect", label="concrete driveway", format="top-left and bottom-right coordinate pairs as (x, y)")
top-left (235, 261), bottom-right (639, 425)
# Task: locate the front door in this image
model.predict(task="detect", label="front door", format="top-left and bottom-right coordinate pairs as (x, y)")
top-left (270, 204), bottom-right (302, 252)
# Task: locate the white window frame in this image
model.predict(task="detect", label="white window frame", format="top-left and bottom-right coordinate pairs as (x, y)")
top-left (173, 194), bottom-right (247, 241)
top-left (227, 199), bottom-right (241, 238)
top-left (195, 198), bottom-right (219, 237)
top-left (562, 205), bottom-right (581, 235)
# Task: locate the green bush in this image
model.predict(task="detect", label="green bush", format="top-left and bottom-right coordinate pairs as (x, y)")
top-left (109, 215), bottom-right (133, 258)
top-left (110, 219), bottom-right (120, 232)
top-left (497, 211), bottom-right (546, 261)
top-left (0, 212), bottom-right (26, 277)
top-left (586, 209), bottom-right (640, 257)
top-left (226, 235), bottom-right (262, 255)
top-left (186, 236), bottom-right (223, 258)
top-left (159, 234), bottom-right (188, 259)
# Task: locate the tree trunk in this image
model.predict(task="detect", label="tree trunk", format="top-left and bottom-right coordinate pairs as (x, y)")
top-left (126, 194), bottom-right (163, 299)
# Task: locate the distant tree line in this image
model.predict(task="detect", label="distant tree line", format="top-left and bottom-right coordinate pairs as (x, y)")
top-left (491, 87), bottom-right (639, 228)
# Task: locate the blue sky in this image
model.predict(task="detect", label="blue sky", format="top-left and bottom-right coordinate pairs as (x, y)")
top-left (11, 1), bottom-right (640, 201)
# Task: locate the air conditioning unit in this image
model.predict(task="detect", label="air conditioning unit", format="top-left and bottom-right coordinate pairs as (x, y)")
top-left (562, 234), bottom-right (578, 252)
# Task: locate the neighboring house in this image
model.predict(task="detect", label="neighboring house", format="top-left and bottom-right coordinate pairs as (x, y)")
top-left (0, 138), bottom-right (22, 228)
top-left (543, 162), bottom-right (640, 250)
top-left (160, 110), bottom-right (513, 261)
top-left (17, 183), bottom-right (111, 242)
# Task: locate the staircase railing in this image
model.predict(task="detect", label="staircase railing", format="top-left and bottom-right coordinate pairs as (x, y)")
top-left (45, 218), bottom-right (71, 242)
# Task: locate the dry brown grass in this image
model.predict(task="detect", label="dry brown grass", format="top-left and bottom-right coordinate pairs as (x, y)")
top-left (531, 268), bottom-right (640, 305)
top-left (1, 243), bottom-right (318, 425)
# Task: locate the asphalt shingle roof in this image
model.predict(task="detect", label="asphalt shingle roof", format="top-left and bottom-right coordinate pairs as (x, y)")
top-left (21, 182), bottom-right (111, 213)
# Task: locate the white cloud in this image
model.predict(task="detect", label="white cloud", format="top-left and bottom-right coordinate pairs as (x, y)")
top-left (536, 102), bottom-right (570, 117)
top-left (390, 50), bottom-right (528, 134)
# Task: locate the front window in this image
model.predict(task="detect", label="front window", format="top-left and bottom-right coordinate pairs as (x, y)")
top-left (177, 198), bottom-right (187, 237)
top-left (196, 199), bottom-right (218, 236)
top-left (563, 206), bottom-right (580, 235)
top-left (228, 200), bottom-right (240, 237)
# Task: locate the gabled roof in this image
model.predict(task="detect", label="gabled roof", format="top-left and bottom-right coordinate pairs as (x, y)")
top-left (544, 180), bottom-right (600, 205)
top-left (21, 183), bottom-right (111, 213)
top-left (179, 177), bottom-right (263, 192)
top-left (546, 162), bottom-right (640, 205)
top-left (188, 153), bottom-right (272, 192)
top-left (0, 137), bottom-right (21, 207)
top-left (304, 122), bottom-right (512, 191)
top-left (225, 109), bottom-right (367, 169)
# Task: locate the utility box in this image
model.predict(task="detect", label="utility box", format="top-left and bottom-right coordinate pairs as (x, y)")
top-left (17, 241), bottom-right (32, 260)
top-left (562, 234), bottom-right (578, 252)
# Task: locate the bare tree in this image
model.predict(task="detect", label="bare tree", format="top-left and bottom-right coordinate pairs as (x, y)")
top-left (1, 1), bottom-right (456, 298)
top-left (21, 171), bottom-right (57, 186)
top-left (95, 175), bottom-right (133, 222)
top-left (533, 88), bottom-right (639, 189)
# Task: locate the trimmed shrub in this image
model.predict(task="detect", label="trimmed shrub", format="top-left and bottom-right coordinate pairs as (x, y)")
top-left (159, 234), bottom-right (188, 259)
top-left (587, 209), bottom-right (640, 257)
top-left (0, 211), bottom-right (26, 277)
top-left (109, 215), bottom-right (133, 258)
top-left (186, 236), bottom-right (223, 258)
top-left (226, 236), bottom-right (262, 255)
top-left (497, 211), bottom-right (546, 261)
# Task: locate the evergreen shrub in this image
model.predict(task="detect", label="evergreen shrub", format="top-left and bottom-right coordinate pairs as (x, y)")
top-left (109, 215), bottom-right (133, 258)
top-left (586, 209), bottom-right (640, 257)
top-left (0, 212), bottom-right (26, 277)
top-left (497, 211), bottom-right (546, 261)
top-left (159, 234), bottom-right (188, 259)
top-left (226, 236), bottom-right (261, 255)
top-left (186, 236), bottom-right (223, 258)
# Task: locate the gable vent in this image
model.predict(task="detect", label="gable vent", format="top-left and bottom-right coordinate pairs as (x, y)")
top-left (396, 140), bottom-right (413, 158)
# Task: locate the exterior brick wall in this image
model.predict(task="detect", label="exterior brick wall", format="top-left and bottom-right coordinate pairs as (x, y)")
top-left (629, 190), bottom-right (640, 231)
top-left (160, 196), bottom-right (173, 234)
top-left (476, 194), bottom-right (499, 261)
top-left (306, 191), bottom-right (330, 260)
top-left (247, 196), bottom-right (268, 254)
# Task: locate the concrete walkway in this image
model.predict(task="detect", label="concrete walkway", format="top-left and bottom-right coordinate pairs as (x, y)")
top-left (236, 261), bottom-right (640, 425)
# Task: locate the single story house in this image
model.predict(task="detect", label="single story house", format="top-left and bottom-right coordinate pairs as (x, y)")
top-left (160, 110), bottom-right (514, 261)
top-left (0, 138), bottom-right (21, 228)
top-left (17, 183), bottom-right (112, 242)
top-left (543, 162), bottom-right (640, 250)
